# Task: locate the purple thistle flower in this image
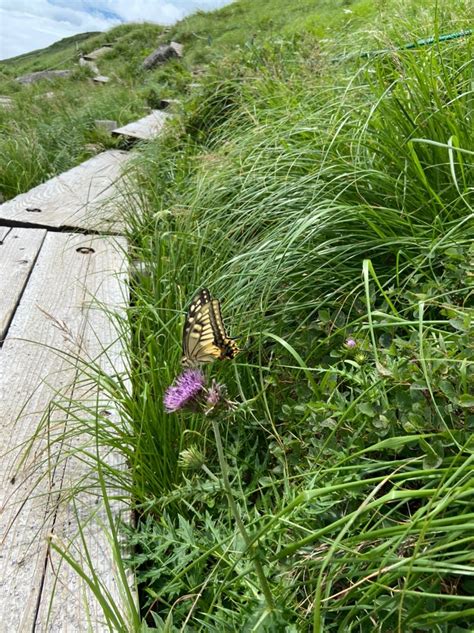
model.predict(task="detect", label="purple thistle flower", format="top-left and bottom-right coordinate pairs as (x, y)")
top-left (345, 337), bottom-right (357, 349)
top-left (164, 369), bottom-right (206, 413)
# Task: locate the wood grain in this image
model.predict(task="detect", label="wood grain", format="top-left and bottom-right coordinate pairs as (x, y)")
top-left (0, 228), bottom-right (46, 342)
top-left (0, 233), bottom-right (131, 631)
top-left (113, 110), bottom-right (171, 141)
top-left (0, 151), bottom-right (130, 233)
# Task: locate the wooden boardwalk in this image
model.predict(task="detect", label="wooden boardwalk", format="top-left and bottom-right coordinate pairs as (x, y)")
top-left (0, 150), bottom-right (136, 630)
top-left (113, 110), bottom-right (171, 141)
top-left (0, 233), bottom-right (128, 632)
top-left (0, 150), bottom-right (130, 234)
top-left (0, 96), bottom-right (14, 110)
top-left (0, 104), bottom-right (170, 629)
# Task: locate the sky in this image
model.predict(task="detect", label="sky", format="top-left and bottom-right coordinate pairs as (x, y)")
top-left (0, 0), bottom-right (233, 60)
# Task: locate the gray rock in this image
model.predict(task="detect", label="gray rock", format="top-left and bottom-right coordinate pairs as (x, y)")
top-left (142, 41), bottom-right (183, 70)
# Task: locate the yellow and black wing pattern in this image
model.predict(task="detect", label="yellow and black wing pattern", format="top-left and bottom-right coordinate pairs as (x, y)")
top-left (181, 288), bottom-right (239, 366)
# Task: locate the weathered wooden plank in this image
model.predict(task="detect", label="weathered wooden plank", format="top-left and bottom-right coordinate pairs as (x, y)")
top-left (113, 110), bottom-right (171, 141)
top-left (83, 46), bottom-right (113, 61)
top-left (16, 70), bottom-right (71, 85)
top-left (0, 151), bottom-right (130, 233)
top-left (0, 96), bottom-right (13, 109)
top-left (93, 75), bottom-right (111, 84)
top-left (0, 228), bottom-right (46, 342)
top-left (95, 119), bottom-right (117, 133)
top-left (79, 57), bottom-right (99, 75)
top-left (0, 233), bottom-right (131, 631)
top-left (35, 233), bottom-right (132, 631)
top-left (33, 91), bottom-right (55, 101)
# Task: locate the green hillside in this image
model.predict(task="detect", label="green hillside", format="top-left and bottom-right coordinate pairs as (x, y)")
top-left (2, 0), bottom-right (467, 200)
top-left (0, 0), bottom-right (375, 73)
top-left (1, 0), bottom-right (473, 631)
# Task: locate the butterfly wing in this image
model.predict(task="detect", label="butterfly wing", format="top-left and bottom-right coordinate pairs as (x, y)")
top-left (181, 288), bottom-right (239, 366)
top-left (182, 289), bottom-right (222, 366)
top-left (209, 299), bottom-right (240, 361)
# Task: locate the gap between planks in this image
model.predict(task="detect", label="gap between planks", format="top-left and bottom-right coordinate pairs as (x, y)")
top-left (0, 150), bottom-right (132, 234)
top-left (0, 228), bottom-right (47, 343)
top-left (0, 227), bottom-right (11, 243)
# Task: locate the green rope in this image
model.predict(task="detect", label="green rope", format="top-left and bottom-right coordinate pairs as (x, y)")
top-left (333, 28), bottom-right (472, 62)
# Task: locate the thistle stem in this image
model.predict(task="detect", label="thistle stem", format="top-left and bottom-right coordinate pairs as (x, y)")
top-left (210, 418), bottom-right (274, 611)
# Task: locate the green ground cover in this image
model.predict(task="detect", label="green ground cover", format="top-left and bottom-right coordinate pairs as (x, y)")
top-left (1, 0), bottom-right (473, 631)
top-left (117, 3), bottom-right (473, 630)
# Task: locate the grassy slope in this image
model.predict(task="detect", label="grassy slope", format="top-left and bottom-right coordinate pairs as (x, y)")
top-left (0, 0), bottom-right (384, 200)
top-left (117, 1), bottom-right (473, 630)
top-left (0, 24), bottom-right (157, 198)
top-left (0, 0), bottom-right (431, 199)
top-left (2, 1), bottom-right (473, 631)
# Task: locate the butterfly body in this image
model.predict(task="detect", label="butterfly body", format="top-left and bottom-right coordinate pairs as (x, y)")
top-left (181, 288), bottom-right (239, 366)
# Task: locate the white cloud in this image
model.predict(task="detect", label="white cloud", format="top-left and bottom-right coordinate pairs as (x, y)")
top-left (0, 1), bottom-right (119, 59)
top-left (0, 0), bottom-right (233, 60)
top-left (97, 0), bottom-right (184, 23)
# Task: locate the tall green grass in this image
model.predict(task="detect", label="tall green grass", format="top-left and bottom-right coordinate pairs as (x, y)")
top-left (0, 81), bottom-right (148, 198)
top-left (107, 8), bottom-right (473, 629)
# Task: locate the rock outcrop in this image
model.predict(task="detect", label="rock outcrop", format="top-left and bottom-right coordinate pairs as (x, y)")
top-left (142, 42), bottom-right (183, 70)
